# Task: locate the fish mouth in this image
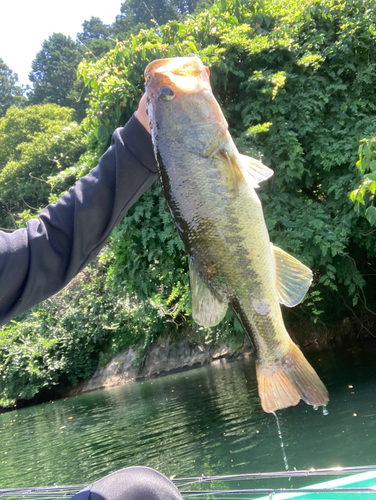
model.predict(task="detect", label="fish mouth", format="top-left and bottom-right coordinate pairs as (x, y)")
top-left (145, 56), bottom-right (211, 94)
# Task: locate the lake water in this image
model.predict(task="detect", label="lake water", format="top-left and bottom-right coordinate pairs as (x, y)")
top-left (1, 340), bottom-right (376, 492)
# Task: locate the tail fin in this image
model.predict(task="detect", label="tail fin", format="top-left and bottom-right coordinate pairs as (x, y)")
top-left (256, 342), bottom-right (329, 413)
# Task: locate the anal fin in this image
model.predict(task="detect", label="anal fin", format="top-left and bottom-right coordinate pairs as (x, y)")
top-left (190, 262), bottom-right (228, 327)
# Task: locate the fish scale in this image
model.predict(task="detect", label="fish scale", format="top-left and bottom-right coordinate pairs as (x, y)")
top-left (145, 55), bottom-right (328, 413)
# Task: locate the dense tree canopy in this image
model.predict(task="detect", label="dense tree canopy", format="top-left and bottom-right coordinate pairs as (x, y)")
top-left (0, 58), bottom-right (26, 118)
top-left (0, 104), bottom-right (84, 229)
top-left (113, 0), bottom-right (211, 37)
top-left (28, 34), bottom-right (83, 111)
top-left (23, 2), bottom-right (212, 118)
top-left (0, 103), bottom-right (73, 166)
top-left (76, 17), bottom-right (115, 58)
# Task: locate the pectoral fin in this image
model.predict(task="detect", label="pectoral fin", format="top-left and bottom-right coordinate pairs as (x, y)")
top-left (190, 263), bottom-right (228, 327)
top-left (238, 153), bottom-right (274, 188)
top-left (272, 244), bottom-right (313, 307)
top-left (216, 133), bottom-right (273, 191)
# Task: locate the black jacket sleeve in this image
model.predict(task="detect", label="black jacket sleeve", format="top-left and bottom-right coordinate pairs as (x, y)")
top-left (0, 115), bottom-right (158, 327)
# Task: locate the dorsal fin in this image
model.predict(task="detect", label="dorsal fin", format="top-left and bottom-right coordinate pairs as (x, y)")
top-left (272, 244), bottom-right (313, 307)
top-left (189, 262), bottom-right (228, 327)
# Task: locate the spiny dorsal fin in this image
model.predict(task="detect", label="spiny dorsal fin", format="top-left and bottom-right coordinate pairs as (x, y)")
top-left (272, 244), bottom-right (313, 307)
top-left (238, 154), bottom-right (274, 188)
top-left (190, 262), bottom-right (228, 327)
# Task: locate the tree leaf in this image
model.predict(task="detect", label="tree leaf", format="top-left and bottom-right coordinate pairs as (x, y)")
top-left (365, 206), bottom-right (376, 226)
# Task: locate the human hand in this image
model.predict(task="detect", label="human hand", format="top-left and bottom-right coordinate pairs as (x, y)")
top-left (134, 93), bottom-right (150, 134)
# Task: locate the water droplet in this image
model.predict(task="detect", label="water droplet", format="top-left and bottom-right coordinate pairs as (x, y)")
top-left (322, 406), bottom-right (329, 416)
top-left (313, 405), bottom-right (318, 411)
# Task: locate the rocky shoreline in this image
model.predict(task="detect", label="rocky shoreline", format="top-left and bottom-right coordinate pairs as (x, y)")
top-left (74, 336), bottom-right (254, 395)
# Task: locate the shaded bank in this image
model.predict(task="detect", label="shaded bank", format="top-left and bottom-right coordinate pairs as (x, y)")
top-left (70, 311), bottom-right (375, 396)
top-left (1, 304), bottom-right (375, 413)
top-left (71, 335), bottom-right (254, 395)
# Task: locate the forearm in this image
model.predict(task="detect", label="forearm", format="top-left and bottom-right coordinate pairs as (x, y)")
top-left (0, 115), bottom-right (157, 326)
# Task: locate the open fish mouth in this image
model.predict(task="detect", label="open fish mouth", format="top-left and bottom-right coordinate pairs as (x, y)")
top-left (145, 55), bottom-right (211, 94)
top-left (144, 55), bottom-right (226, 148)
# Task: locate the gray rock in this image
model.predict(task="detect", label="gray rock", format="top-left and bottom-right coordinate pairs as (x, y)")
top-left (79, 336), bottom-right (253, 394)
top-left (81, 348), bottom-right (138, 392)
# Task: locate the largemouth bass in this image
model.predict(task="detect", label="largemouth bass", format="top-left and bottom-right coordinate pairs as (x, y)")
top-left (145, 55), bottom-right (328, 413)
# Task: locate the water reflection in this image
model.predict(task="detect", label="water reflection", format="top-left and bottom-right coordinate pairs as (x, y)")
top-left (1, 341), bottom-right (376, 489)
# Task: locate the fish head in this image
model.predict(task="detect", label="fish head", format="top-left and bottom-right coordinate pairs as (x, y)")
top-left (145, 56), bottom-right (228, 157)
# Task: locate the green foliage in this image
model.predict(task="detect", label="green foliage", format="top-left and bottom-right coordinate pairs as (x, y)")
top-left (79, 0), bottom-right (376, 328)
top-left (3, 0), bottom-right (376, 406)
top-left (0, 104), bottom-right (85, 229)
top-left (112, 0), bottom-right (211, 39)
top-left (0, 58), bottom-right (26, 118)
top-left (232, 0), bottom-right (376, 322)
top-left (0, 259), bottom-right (135, 406)
top-left (28, 34), bottom-right (82, 107)
top-left (0, 103), bottom-right (76, 166)
top-left (107, 182), bottom-right (190, 320)
top-left (350, 138), bottom-right (376, 228)
top-left (76, 17), bottom-right (115, 59)
top-left (0, 254), bottom-right (200, 408)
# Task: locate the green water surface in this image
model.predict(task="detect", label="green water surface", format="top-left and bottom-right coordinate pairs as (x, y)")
top-left (1, 341), bottom-right (376, 489)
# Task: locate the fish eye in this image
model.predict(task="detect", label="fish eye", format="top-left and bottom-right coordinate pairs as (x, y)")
top-left (157, 87), bottom-right (175, 101)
